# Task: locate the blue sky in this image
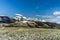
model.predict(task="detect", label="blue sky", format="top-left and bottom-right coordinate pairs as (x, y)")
top-left (0, 0), bottom-right (60, 23)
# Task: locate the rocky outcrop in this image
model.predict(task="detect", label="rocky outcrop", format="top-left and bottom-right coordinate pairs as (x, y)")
top-left (3, 20), bottom-right (60, 28)
top-left (35, 21), bottom-right (60, 28)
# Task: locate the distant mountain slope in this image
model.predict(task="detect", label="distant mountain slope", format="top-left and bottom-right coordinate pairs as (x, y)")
top-left (4, 20), bottom-right (60, 28)
top-left (35, 21), bottom-right (60, 28)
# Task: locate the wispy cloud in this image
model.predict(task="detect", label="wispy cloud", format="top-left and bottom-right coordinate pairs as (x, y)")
top-left (56, 16), bottom-right (60, 18)
top-left (36, 15), bottom-right (41, 17)
top-left (36, 14), bottom-right (57, 22)
top-left (41, 16), bottom-right (53, 19)
top-left (53, 11), bottom-right (60, 15)
top-left (36, 15), bottom-right (53, 19)
top-left (15, 14), bottom-right (23, 16)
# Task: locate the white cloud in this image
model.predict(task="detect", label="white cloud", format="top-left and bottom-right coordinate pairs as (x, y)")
top-left (56, 16), bottom-right (60, 18)
top-left (15, 14), bottom-right (23, 16)
top-left (53, 11), bottom-right (60, 15)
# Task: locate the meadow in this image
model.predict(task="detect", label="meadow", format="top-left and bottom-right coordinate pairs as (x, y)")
top-left (0, 27), bottom-right (60, 40)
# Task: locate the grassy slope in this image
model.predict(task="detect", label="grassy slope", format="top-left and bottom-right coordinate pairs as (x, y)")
top-left (0, 27), bottom-right (60, 40)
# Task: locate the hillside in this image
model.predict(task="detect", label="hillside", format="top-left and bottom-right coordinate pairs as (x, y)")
top-left (3, 21), bottom-right (60, 28)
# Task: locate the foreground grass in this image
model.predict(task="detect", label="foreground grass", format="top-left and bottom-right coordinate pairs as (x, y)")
top-left (0, 27), bottom-right (60, 40)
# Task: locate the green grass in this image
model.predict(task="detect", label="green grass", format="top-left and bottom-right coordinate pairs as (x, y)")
top-left (0, 27), bottom-right (60, 40)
